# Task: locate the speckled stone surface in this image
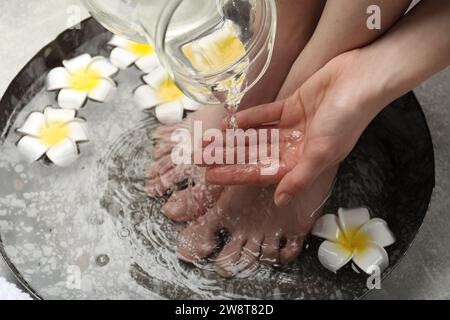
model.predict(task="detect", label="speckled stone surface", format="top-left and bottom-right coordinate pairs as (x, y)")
top-left (0, 0), bottom-right (449, 300)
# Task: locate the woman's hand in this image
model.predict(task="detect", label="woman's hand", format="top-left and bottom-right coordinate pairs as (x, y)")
top-left (205, 50), bottom-right (387, 207)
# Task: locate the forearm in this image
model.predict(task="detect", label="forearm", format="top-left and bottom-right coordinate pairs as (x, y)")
top-left (278, 0), bottom-right (412, 100)
top-left (361, 0), bottom-right (450, 116)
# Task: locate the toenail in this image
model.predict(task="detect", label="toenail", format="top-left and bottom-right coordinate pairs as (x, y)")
top-left (163, 202), bottom-right (182, 215)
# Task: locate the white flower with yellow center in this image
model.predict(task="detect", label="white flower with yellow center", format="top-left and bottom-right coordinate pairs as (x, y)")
top-left (47, 54), bottom-right (118, 110)
top-left (108, 35), bottom-right (160, 73)
top-left (312, 207), bottom-right (396, 274)
top-left (134, 66), bottom-right (200, 124)
top-left (16, 107), bottom-right (88, 166)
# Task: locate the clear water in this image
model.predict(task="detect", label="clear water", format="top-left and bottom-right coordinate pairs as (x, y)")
top-left (0, 63), bottom-right (304, 300)
top-left (164, 16), bottom-right (250, 116)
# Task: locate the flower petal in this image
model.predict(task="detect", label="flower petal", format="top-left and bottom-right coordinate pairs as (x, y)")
top-left (108, 35), bottom-right (131, 48)
top-left (17, 112), bottom-right (46, 137)
top-left (155, 101), bottom-right (184, 124)
top-left (134, 85), bottom-right (163, 109)
top-left (338, 207), bottom-right (371, 238)
top-left (353, 244), bottom-right (389, 274)
top-left (63, 54), bottom-right (92, 74)
top-left (46, 138), bottom-right (79, 167)
top-left (57, 88), bottom-right (88, 110)
top-left (47, 67), bottom-right (71, 91)
top-left (357, 218), bottom-right (395, 248)
top-left (17, 136), bottom-right (48, 163)
top-left (110, 47), bottom-right (138, 69)
top-left (44, 107), bottom-right (76, 124)
top-left (88, 57), bottom-right (118, 77)
top-left (143, 66), bottom-right (168, 88)
top-left (181, 96), bottom-right (201, 111)
top-left (312, 214), bottom-right (344, 243)
top-left (135, 54), bottom-right (160, 73)
top-left (317, 240), bottom-right (353, 273)
top-left (68, 120), bottom-right (89, 142)
top-left (88, 79), bottom-right (115, 102)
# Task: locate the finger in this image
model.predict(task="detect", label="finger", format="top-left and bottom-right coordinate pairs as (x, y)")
top-left (197, 142), bottom-right (274, 168)
top-left (202, 126), bottom-right (278, 150)
top-left (197, 127), bottom-right (279, 167)
top-left (221, 100), bottom-right (285, 130)
top-left (274, 150), bottom-right (330, 207)
top-left (205, 163), bottom-right (285, 186)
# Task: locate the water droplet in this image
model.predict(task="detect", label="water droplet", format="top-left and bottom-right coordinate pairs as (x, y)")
top-left (289, 130), bottom-right (303, 142)
top-left (131, 211), bottom-right (145, 224)
top-left (119, 227), bottom-right (131, 239)
top-left (129, 202), bottom-right (140, 211)
top-left (88, 212), bottom-right (105, 225)
top-left (96, 254), bottom-right (110, 267)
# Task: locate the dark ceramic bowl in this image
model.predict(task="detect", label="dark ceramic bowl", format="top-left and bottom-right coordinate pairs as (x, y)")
top-left (0, 19), bottom-right (435, 300)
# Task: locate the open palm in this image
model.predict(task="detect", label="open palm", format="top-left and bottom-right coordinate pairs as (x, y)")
top-left (206, 50), bottom-right (382, 206)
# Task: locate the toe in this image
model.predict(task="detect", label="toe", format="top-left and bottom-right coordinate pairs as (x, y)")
top-left (177, 213), bottom-right (220, 262)
top-left (153, 142), bottom-right (174, 160)
top-left (215, 235), bottom-right (246, 278)
top-left (146, 175), bottom-right (170, 197)
top-left (158, 168), bottom-right (182, 191)
top-left (162, 185), bottom-right (203, 222)
top-left (147, 165), bottom-right (190, 197)
top-left (279, 237), bottom-right (304, 264)
top-left (260, 236), bottom-right (280, 265)
top-left (162, 179), bottom-right (224, 222)
top-left (146, 177), bottom-right (165, 197)
top-left (147, 155), bottom-right (174, 179)
top-left (152, 124), bottom-right (177, 139)
top-left (235, 236), bottom-right (262, 275)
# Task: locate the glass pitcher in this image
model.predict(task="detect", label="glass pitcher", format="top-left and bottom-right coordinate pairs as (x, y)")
top-left (81, 0), bottom-right (277, 107)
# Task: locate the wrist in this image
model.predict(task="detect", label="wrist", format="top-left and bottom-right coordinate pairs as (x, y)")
top-left (332, 49), bottom-right (389, 125)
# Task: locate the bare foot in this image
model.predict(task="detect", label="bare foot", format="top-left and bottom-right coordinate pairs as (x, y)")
top-left (177, 166), bottom-right (337, 277)
top-left (146, 111), bottom-right (338, 277)
top-left (146, 108), bottom-right (225, 222)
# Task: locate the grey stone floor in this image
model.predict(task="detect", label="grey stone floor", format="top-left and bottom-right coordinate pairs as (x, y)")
top-left (0, 0), bottom-right (449, 300)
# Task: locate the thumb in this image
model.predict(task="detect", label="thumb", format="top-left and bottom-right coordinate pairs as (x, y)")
top-left (274, 150), bottom-right (330, 207)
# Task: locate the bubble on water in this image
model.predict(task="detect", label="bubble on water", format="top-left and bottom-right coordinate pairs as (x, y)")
top-left (96, 254), bottom-right (110, 267)
top-left (88, 212), bottom-right (105, 225)
top-left (118, 227), bottom-right (131, 239)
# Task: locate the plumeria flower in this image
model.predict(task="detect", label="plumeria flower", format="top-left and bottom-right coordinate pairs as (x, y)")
top-left (134, 66), bottom-right (201, 124)
top-left (16, 107), bottom-right (88, 167)
top-left (47, 53), bottom-right (118, 110)
top-left (108, 35), bottom-right (160, 73)
top-left (312, 207), bottom-right (396, 274)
